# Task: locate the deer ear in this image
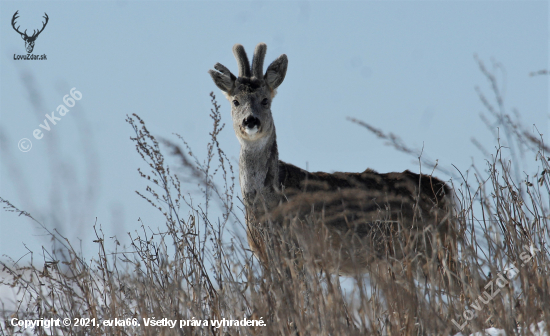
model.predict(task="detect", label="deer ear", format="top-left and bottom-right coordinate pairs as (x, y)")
top-left (209, 63), bottom-right (236, 94)
top-left (264, 54), bottom-right (288, 90)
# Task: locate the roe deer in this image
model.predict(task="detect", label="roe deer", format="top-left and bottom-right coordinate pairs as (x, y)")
top-left (209, 43), bottom-right (457, 286)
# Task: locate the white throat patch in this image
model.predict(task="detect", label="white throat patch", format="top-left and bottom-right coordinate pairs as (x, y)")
top-left (244, 126), bottom-right (260, 140)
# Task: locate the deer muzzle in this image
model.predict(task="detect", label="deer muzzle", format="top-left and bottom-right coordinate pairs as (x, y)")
top-left (243, 116), bottom-right (261, 129)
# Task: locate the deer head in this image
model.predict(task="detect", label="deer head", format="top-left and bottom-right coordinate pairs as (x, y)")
top-left (209, 43), bottom-right (288, 144)
top-left (12, 11), bottom-right (49, 53)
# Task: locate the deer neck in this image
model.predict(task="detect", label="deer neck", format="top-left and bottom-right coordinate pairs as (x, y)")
top-left (238, 130), bottom-right (280, 213)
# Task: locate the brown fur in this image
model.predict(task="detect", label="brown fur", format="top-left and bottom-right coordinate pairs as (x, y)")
top-left (248, 160), bottom-right (456, 279)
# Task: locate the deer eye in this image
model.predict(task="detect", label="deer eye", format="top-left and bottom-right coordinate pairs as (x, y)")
top-left (261, 98), bottom-right (269, 106)
top-left (233, 100), bottom-right (240, 107)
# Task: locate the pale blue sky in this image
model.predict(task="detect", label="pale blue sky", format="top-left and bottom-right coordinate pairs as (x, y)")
top-left (0, 1), bottom-right (548, 261)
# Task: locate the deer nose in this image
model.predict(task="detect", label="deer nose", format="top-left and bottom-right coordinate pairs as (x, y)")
top-left (243, 116), bottom-right (261, 129)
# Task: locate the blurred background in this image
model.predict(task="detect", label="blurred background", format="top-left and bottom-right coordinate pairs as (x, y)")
top-left (0, 1), bottom-right (547, 262)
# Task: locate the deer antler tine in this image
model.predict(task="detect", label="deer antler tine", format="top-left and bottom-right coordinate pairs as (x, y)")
top-left (251, 43), bottom-right (267, 80)
top-left (232, 44), bottom-right (251, 78)
top-left (34, 13), bottom-right (49, 37)
top-left (11, 10), bottom-right (24, 36)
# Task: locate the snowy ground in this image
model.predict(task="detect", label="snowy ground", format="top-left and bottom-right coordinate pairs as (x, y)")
top-left (454, 322), bottom-right (547, 336)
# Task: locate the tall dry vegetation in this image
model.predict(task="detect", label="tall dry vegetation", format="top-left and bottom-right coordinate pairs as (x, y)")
top-left (1, 62), bottom-right (549, 335)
